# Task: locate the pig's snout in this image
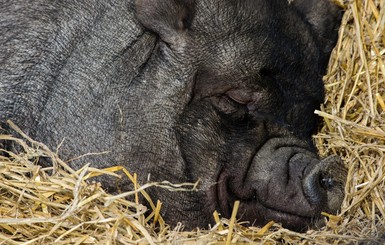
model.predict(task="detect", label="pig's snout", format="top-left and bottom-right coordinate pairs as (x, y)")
top-left (303, 156), bottom-right (347, 213)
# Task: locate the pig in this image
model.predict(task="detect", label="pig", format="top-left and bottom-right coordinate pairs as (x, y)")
top-left (0, 0), bottom-right (346, 231)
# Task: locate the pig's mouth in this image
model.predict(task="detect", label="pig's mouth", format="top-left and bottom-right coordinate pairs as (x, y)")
top-left (214, 169), bottom-right (315, 231)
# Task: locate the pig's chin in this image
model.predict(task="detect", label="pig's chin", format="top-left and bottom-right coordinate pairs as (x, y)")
top-left (214, 169), bottom-right (315, 232)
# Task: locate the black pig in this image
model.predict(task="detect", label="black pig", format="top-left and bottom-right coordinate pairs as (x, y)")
top-left (0, 0), bottom-right (346, 231)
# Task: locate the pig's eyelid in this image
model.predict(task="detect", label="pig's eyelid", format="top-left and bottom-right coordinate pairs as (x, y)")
top-left (227, 95), bottom-right (247, 105)
top-left (222, 94), bottom-right (247, 108)
top-left (225, 92), bottom-right (249, 105)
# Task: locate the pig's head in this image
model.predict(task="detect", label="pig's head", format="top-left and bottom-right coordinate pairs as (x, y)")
top-left (135, 0), bottom-right (346, 231)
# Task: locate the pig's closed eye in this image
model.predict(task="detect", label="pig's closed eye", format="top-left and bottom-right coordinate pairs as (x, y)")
top-left (213, 94), bottom-right (248, 120)
top-left (213, 95), bottom-right (239, 113)
top-left (226, 90), bottom-right (253, 105)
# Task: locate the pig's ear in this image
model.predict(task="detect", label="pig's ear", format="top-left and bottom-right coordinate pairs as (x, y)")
top-left (135, 0), bottom-right (195, 47)
top-left (293, 0), bottom-right (343, 63)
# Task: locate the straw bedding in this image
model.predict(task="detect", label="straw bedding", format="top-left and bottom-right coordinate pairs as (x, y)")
top-left (0, 0), bottom-right (384, 244)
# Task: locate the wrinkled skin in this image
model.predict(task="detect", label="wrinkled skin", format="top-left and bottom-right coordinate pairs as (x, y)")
top-left (0, 0), bottom-right (347, 231)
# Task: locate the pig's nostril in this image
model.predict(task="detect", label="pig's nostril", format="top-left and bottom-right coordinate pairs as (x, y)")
top-left (320, 174), bottom-right (335, 190)
top-left (303, 165), bottom-right (337, 205)
top-left (303, 156), bottom-right (346, 214)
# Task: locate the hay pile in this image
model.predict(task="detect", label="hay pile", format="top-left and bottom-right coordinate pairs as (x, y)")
top-left (0, 0), bottom-right (384, 244)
